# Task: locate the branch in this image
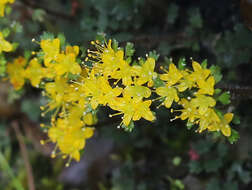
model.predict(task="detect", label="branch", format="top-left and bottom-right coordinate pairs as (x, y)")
top-left (217, 84), bottom-right (252, 100)
top-left (12, 121), bottom-right (36, 190)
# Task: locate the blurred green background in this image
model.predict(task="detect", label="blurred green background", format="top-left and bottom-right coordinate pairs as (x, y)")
top-left (1, 0), bottom-right (252, 189)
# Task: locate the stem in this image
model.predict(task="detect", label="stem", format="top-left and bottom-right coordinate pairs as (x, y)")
top-left (0, 151), bottom-right (25, 190)
top-left (12, 121), bottom-right (36, 190)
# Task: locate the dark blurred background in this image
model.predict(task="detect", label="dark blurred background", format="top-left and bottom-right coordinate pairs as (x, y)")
top-left (1, 0), bottom-right (252, 189)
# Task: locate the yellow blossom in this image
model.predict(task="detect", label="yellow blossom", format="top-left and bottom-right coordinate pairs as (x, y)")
top-left (198, 108), bottom-right (220, 132)
top-left (177, 98), bottom-right (199, 123)
top-left (208, 113), bottom-right (233, 136)
top-left (188, 61), bottom-right (211, 83)
top-left (89, 39), bottom-right (124, 77)
top-left (112, 60), bottom-right (135, 86)
top-left (156, 86), bottom-right (179, 108)
top-left (0, 31), bottom-right (12, 53)
top-left (54, 53), bottom-right (81, 76)
top-left (83, 75), bottom-right (122, 109)
top-left (123, 85), bottom-right (151, 101)
top-left (25, 58), bottom-right (45, 87)
top-left (83, 113), bottom-right (98, 126)
top-left (196, 76), bottom-right (215, 95)
top-left (160, 63), bottom-right (183, 87)
top-left (6, 57), bottom-right (26, 90)
top-left (40, 38), bottom-right (60, 66)
top-left (190, 95), bottom-right (216, 115)
top-left (133, 57), bottom-right (157, 87)
top-left (44, 78), bottom-right (69, 111)
top-left (176, 70), bottom-right (195, 92)
top-left (66, 45), bottom-right (79, 56)
top-left (109, 96), bottom-right (155, 126)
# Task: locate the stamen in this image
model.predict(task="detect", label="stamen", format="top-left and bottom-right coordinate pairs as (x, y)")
top-left (109, 112), bottom-right (123, 117)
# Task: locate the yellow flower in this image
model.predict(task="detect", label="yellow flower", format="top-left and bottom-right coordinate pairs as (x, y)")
top-left (89, 39), bottom-right (124, 77)
top-left (196, 76), bottom-right (215, 95)
top-left (198, 108), bottom-right (220, 132)
top-left (190, 95), bottom-right (216, 115)
top-left (123, 85), bottom-right (151, 101)
top-left (156, 86), bottom-right (179, 108)
top-left (54, 53), bottom-right (81, 76)
top-left (112, 60), bottom-right (135, 86)
top-left (44, 78), bottom-right (69, 111)
top-left (176, 70), bottom-right (194, 92)
top-left (208, 113), bottom-right (233, 136)
top-left (0, 0), bottom-right (14, 17)
top-left (65, 45), bottom-right (79, 56)
top-left (83, 113), bottom-right (98, 126)
top-left (0, 32), bottom-right (12, 53)
top-left (25, 58), bottom-right (45, 87)
top-left (48, 112), bottom-right (95, 161)
top-left (133, 57), bottom-right (157, 86)
top-left (40, 38), bottom-right (60, 66)
top-left (109, 96), bottom-right (155, 126)
top-left (188, 61), bottom-right (211, 83)
top-left (178, 98), bottom-right (199, 123)
top-left (160, 63), bottom-right (183, 87)
top-left (83, 75), bottom-right (122, 109)
top-left (6, 57), bottom-right (26, 90)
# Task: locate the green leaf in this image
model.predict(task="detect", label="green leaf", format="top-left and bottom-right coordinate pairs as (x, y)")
top-left (217, 143), bottom-right (228, 158)
top-left (201, 59), bottom-right (208, 69)
top-left (57, 33), bottom-right (66, 47)
top-left (214, 88), bottom-right (222, 95)
top-left (40, 32), bottom-right (54, 40)
top-left (228, 129), bottom-right (239, 144)
top-left (174, 179), bottom-right (184, 190)
top-left (178, 58), bottom-right (186, 70)
top-left (95, 32), bottom-right (106, 43)
top-left (125, 42), bottom-right (135, 58)
top-left (32, 9), bottom-right (46, 22)
top-left (148, 50), bottom-right (160, 61)
top-left (112, 39), bottom-right (119, 51)
top-left (210, 65), bottom-right (223, 83)
top-left (186, 121), bottom-right (194, 130)
top-left (166, 3), bottom-right (179, 24)
top-left (153, 76), bottom-right (165, 88)
top-left (206, 178), bottom-right (221, 190)
top-left (2, 28), bottom-right (10, 37)
top-left (204, 158), bottom-right (222, 173)
top-left (172, 156), bottom-right (181, 166)
top-left (232, 115), bottom-right (240, 125)
top-left (217, 92), bottom-right (231, 105)
top-left (21, 99), bottom-right (41, 122)
top-left (0, 55), bottom-right (6, 76)
top-left (122, 121), bottom-right (135, 132)
top-left (24, 51), bottom-right (32, 60)
top-left (189, 161), bottom-right (202, 174)
top-left (223, 181), bottom-right (238, 190)
top-left (193, 140), bottom-right (212, 155)
top-left (188, 8), bottom-right (203, 29)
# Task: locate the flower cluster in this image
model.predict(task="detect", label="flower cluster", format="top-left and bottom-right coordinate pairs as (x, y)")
top-left (156, 61), bottom-right (233, 136)
top-left (6, 38), bottom-right (96, 163)
top-left (5, 37), bottom-right (234, 164)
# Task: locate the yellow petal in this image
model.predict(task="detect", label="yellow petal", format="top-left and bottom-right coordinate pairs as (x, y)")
top-left (224, 113), bottom-right (233, 123)
top-left (221, 125), bottom-right (231, 137)
top-left (84, 127), bottom-right (95, 138)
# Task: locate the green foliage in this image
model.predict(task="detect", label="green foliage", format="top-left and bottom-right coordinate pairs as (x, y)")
top-left (228, 129), bottom-right (240, 144)
top-left (218, 92), bottom-right (231, 105)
